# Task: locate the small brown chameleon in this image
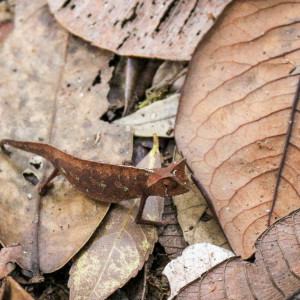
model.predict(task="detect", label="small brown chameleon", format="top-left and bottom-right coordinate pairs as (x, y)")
top-left (0, 139), bottom-right (190, 226)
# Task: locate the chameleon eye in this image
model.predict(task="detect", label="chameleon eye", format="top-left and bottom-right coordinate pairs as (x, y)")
top-left (162, 178), bottom-right (178, 189)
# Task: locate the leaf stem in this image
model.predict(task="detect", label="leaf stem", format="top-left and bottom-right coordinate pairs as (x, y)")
top-left (268, 76), bottom-right (300, 226)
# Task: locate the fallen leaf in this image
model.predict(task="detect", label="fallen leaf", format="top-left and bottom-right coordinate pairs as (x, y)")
top-left (173, 154), bottom-right (229, 248)
top-left (0, 0), bottom-right (132, 275)
top-left (177, 209), bottom-right (300, 300)
top-left (0, 245), bottom-right (21, 279)
top-left (163, 243), bottom-right (234, 300)
top-left (175, 0), bottom-right (300, 258)
top-left (151, 61), bottom-right (187, 94)
top-left (158, 197), bottom-right (188, 260)
top-left (115, 94), bottom-right (179, 137)
top-left (0, 276), bottom-right (34, 300)
top-left (47, 0), bottom-right (233, 60)
top-left (68, 148), bottom-right (164, 300)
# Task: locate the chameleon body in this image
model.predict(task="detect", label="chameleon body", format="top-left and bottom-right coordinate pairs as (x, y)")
top-left (0, 139), bottom-right (190, 225)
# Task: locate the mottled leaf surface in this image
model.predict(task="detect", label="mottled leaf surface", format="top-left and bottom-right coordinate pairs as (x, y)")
top-left (47, 0), bottom-right (232, 60)
top-left (175, 0), bottom-right (300, 258)
top-left (177, 209), bottom-right (300, 300)
top-left (0, 0), bottom-right (132, 275)
top-left (68, 150), bottom-right (163, 300)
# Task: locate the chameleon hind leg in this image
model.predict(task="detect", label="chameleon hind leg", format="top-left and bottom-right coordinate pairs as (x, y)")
top-left (38, 168), bottom-right (60, 196)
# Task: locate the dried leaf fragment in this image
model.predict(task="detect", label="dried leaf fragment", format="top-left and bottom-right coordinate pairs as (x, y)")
top-left (0, 276), bottom-right (34, 300)
top-left (47, 0), bottom-right (233, 60)
top-left (115, 94), bottom-right (179, 137)
top-left (175, 0), bottom-right (300, 258)
top-left (177, 209), bottom-right (300, 300)
top-left (0, 245), bottom-right (21, 279)
top-left (163, 243), bottom-right (234, 299)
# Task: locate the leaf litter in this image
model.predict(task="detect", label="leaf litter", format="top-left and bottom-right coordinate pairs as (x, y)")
top-left (177, 208), bottom-right (300, 300)
top-left (68, 144), bottom-right (164, 300)
top-left (0, 0), bottom-right (133, 277)
top-left (175, 0), bottom-right (300, 258)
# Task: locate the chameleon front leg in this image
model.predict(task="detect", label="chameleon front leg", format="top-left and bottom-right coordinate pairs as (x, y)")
top-left (38, 168), bottom-right (60, 196)
top-left (135, 194), bottom-right (167, 226)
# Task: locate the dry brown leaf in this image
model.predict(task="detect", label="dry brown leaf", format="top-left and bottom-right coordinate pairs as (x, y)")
top-left (47, 0), bottom-right (233, 60)
top-left (68, 149), bottom-right (164, 300)
top-left (0, 276), bottom-right (34, 300)
top-left (173, 154), bottom-right (228, 248)
top-left (175, 0), bottom-right (300, 258)
top-left (0, 0), bottom-right (132, 275)
top-left (158, 197), bottom-right (188, 260)
top-left (177, 209), bottom-right (300, 300)
top-left (0, 245), bottom-right (21, 279)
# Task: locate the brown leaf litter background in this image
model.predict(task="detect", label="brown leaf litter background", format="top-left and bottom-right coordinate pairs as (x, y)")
top-left (175, 0), bottom-right (300, 258)
top-left (0, 0), bottom-right (132, 276)
top-left (47, 0), bottom-right (233, 60)
top-left (177, 208), bottom-right (300, 300)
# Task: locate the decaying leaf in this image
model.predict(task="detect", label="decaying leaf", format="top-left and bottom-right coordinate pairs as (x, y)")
top-left (0, 0), bottom-right (133, 275)
top-left (173, 154), bottom-right (228, 248)
top-left (175, 0), bottom-right (300, 258)
top-left (47, 0), bottom-right (233, 60)
top-left (0, 245), bottom-right (21, 279)
top-left (177, 209), bottom-right (300, 300)
top-left (152, 61), bottom-right (187, 93)
top-left (158, 197), bottom-right (188, 260)
top-left (68, 148), bottom-right (164, 300)
top-left (163, 243), bottom-right (234, 300)
top-left (0, 276), bottom-right (34, 300)
top-left (115, 94), bottom-right (179, 138)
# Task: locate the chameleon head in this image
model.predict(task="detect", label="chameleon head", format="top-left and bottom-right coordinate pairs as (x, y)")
top-left (147, 159), bottom-right (190, 197)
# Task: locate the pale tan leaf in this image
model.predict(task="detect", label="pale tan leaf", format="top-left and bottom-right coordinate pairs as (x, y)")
top-left (163, 243), bottom-right (234, 300)
top-left (175, 0), bottom-right (300, 258)
top-left (173, 154), bottom-right (228, 248)
top-left (68, 150), bottom-right (163, 300)
top-left (115, 94), bottom-right (179, 137)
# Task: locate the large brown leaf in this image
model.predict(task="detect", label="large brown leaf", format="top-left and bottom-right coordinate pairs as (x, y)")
top-left (0, 0), bottom-right (132, 275)
top-left (177, 209), bottom-right (300, 300)
top-left (47, 0), bottom-right (232, 60)
top-left (68, 148), bottom-right (164, 300)
top-left (175, 0), bottom-right (300, 258)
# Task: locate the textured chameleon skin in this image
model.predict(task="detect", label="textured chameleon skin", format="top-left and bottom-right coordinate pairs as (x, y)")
top-left (0, 139), bottom-right (190, 203)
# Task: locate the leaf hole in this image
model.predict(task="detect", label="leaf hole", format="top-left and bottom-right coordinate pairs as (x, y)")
top-left (92, 70), bottom-right (102, 86)
top-left (23, 169), bottom-right (39, 185)
top-left (62, 0), bottom-right (72, 8)
top-left (200, 211), bottom-right (212, 222)
top-left (29, 156), bottom-right (43, 169)
top-left (246, 253), bottom-right (255, 263)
